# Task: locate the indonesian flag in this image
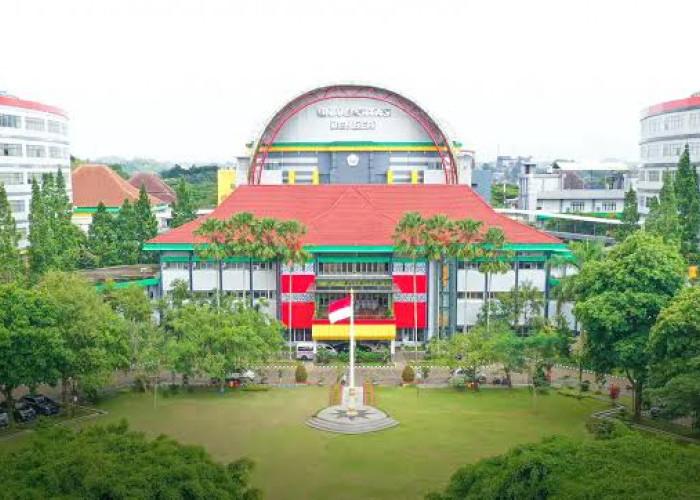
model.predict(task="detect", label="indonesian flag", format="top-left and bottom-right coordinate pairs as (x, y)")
top-left (328, 296), bottom-right (352, 324)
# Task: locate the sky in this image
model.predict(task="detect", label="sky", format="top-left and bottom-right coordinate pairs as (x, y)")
top-left (2, 0), bottom-right (700, 164)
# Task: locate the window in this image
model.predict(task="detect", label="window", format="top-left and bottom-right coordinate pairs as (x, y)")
top-left (164, 261), bottom-right (188, 270)
top-left (60, 123), bottom-right (68, 135)
top-left (194, 261), bottom-right (218, 270)
top-left (318, 261), bottom-right (390, 275)
top-left (690, 113), bottom-right (700, 130)
top-left (0, 172), bottom-right (23, 185)
top-left (648, 170), bottom-right (660, 182)
top-left (26, 145), bottom-right (46, 158)
top-left (25, 117), bottom-right (45, 131)
top-left (602, 201), bottom-right (617, 211)
top-left (0, 143), bottom-right (22, 157)
top-left (49, 146), bottom-right (63, 159)
top-left (47, 120), bottom-right (61, 134)
top-left (0, 114), bottom-right (21, 128)
top-left (569, 201), bottom-right (585, 212)
top-left (663, 143), bottom-right (683, 157)
top-left (664, 115), bottom-right (684, 131)
top-left (9, 199), bottom-right (25, 213)
top-left (519, 261), bottom-right (544, 270)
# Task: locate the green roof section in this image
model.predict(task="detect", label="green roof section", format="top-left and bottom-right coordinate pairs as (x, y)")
top-left (95, 277), bottom-right (160, 291)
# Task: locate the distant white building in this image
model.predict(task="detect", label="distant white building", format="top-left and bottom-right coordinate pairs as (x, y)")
top-left (0, 92), bottom-right (70, 247)
top-left (518, 161), bottom-right (633, 216)
top-left (637, 92), bottom-right (700, 215)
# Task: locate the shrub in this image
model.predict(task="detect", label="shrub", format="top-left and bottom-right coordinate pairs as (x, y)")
top-left (420, 366), bottom-right (430, 380)
top-left (316, 350), bottom-right (337, 364)
top-left (586, 418), bottom-right (629, 440)
top-left (295, 364), bottom-right (308, 383)
top-left (132, 375), bottom-right (149, 393)
top-left (338, 351), bottom-right (390, 364)
top-left (402, 365), bottom-right (415, 383)
top-left (580, 380), bottom-right (590, 392)
top-left (450, 375), bottom-right (467, 391)
top-left (241, 384), bottom-right (271, 392)
top-left (609, 384), bottom-right (621, 402)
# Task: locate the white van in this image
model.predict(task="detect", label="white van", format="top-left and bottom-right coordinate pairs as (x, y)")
top-left (295, 342), bottom-right (315, 361)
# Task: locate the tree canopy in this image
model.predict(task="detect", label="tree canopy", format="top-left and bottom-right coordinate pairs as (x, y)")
top-left (0, 184), bottom-right (23, 283)
top-left (616, 187), bottom-right (640, 241)
top-left (0, 421), bottom-right (260, 499)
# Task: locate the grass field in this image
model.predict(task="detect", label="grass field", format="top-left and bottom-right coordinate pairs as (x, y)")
top-left (0, 387), bottom-right (606, 499)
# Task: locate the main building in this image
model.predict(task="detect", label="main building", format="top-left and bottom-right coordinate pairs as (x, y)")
top-left (147, 85), bottom-right (566, 348)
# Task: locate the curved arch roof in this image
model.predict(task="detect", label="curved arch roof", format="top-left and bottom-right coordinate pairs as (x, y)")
top-left (249, 84), bottom-right (458, 184)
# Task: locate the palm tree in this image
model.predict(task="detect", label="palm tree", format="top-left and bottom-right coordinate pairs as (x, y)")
top-left (278, 220), bottom-right (311, 359)
top-left (478, 227), bottom-right (512, 333)
top-left (423, 215), bottom-right (456, 346)
top-left (453, 218), bottom-right (484, 333)
top-left (222, 212), bottom-right (256, 306)
top-left (194, 218), bottom-right (228, 311)
top-left (549, 241), bottom-right (604, 315)
top-left (392, 213), bottom-right (426, 360)
top-left (251, 217), bottom-right (282, 309)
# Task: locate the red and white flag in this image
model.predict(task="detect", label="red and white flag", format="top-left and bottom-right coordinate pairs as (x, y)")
top-left (328, 296), bottom-right (352, 324)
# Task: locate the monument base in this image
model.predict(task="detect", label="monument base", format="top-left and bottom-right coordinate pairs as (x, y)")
top-left (341, 386), bottom-right (364, 411)
top-left (307, 405), bottom-right (399, 434)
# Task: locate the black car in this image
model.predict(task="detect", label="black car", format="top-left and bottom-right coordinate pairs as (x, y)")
top-left (21, 395), bottom-right (60, 416)
top-left (331, 342), bottom-right (372, 354)
top-left (13, 401), bottom-right (37, 423)
top-left (0, 402), bottom-right (9, 428)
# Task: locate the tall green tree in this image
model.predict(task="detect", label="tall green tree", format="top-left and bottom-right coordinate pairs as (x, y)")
top-left (573, 232), bottom-right (685, 419)
top-left (103, 284), bottom-right (154, 368)
top-left (37, 272), bottom-right (127, 405)
top-left (134, 185), bottom-right (158, 263)
top-left (494, 281), bottom-right (544, 333)
top-left (674, 145), bottom-right (700, 263)
top-left (393, 213), bottom-right (428, 357)
top-left (490, 327), bottom-right (525, 387)
top-left (648, 286), bottom-right (700, 428)
top-left (115, 199), bottom-right (139, 264)
top-left (0, 283), bottom-right (63, 424)
top-left (479, 227), bottom-right (512, 333)
top-left (28, 178), bottom-right (51, 278)
top-left (442, 326), bottom-right (494, 387)
top-left (616, 187), bottom-right (640, 241)
top-left (0, 184), bottom-right (23, 283)
top-left (645, 170), bottom-right (680, 243)
top-left (195, 218), bottom-right (229, 310)
top-left (88, 202), bottom-right (119, 267)
top-left (171, 178), bottom-right (197, 228)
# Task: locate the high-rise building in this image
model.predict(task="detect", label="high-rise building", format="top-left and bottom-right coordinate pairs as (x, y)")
top-left (0, 92), bottom-right (71, 246)
top-left (638, 91), bottom-right (700, 214)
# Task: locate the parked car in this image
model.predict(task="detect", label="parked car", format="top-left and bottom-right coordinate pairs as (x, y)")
top-left (0, 403), bottom-right (9, 428)
top-left (13, 401), bottom-right (37, 423)
top-left (21, 395), bottom-right (60, 416)
top-left (452, 369), bottom-right (487, 384)
top-left (296, 343), bottom-right (315, 361)
top-left (331, 342), bottom-right (372, 354)
top-left (317, 343), bottom-right (337, 354)
top-left (226, 369), bottom-right (256, 383)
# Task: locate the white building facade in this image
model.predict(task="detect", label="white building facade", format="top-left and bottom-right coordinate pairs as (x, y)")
top-left (0, 92), bottom-right (70, 247)
top-left (638, 92), bottom-right (700, 215)
top-left (519, 161), bottom-right (632, 216)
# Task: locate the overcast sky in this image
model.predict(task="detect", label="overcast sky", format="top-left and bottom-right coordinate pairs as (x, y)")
top-left (2, 0), bottom-right (699, 164)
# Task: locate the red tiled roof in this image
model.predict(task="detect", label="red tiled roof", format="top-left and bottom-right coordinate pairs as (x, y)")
top-left (129, 173), bottom-right (177, 204)
top-left (148, 184), bottom-right (561, 248)
top-left (72, 164), bottom-right (164, 208)
top-left (0, 94), bottom-right (68, 118)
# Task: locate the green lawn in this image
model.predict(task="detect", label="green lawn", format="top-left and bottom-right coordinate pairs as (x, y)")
top-left (1, 387), bottom-right (605, 499)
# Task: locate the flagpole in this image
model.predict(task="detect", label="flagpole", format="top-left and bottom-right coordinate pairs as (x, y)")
top-left (349, 288), bottom-right (355, 389)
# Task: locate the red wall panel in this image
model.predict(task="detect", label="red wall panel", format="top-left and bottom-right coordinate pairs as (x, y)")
top-left (392, 275), bottom-right (427, 293)
top-left (393, 302), bottom-right (427, 328)
top-left (281, 274), bottom-right (315, 293)
top-left (281, 302), bottom-right (315, 328)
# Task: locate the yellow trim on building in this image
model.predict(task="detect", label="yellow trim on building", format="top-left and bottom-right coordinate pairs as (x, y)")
top-left (217, 168), bottom-right (236, 205)
top-left (387, 170), bottom-right (394, 184)
top-left (288, 169), bottom-right (296, 185)
top-left (312, 323), bottom-right (396, 341)
top-left (411, 170), bottom-right (419, 184)
top-left (312, 168), bottom-right (319, 185)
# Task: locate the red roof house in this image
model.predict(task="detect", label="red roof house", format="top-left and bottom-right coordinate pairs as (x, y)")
top-left (129, 173), bottom-right (177, 204)
top-left (72, 164), bottom-right (164, 208)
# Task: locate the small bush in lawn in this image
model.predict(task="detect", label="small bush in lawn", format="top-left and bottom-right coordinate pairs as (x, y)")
top-left (609, 384), bottom-right (621, 404)
top-left (402, 365), bottom-right (415, 384)
top-left (586, 418), bottom-right (629, 440)
top-left (580, 380), bottom-right (590, 392)
top-left (420, 366), bottom-right (430, 381)
top-left (295, 364), bottom-right (308, 383)
top-left (242, 385), bottom-right (271, 392)
top-left (451, 375), bottom-right (467, 391)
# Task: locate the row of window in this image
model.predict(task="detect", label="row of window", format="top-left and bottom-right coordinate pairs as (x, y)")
top-left (317, 261), bottom-right (390, 275)
top-left (641, 142), bottom-right (700, 159)
top-left (0, 143), bottom-right (69, 158)
top-left (163, 261), bottom-right (275, 271)
top-left (0, 114), bottom-right (68, 135)
top-left (457, 291), bottom-right (545, 300)
top-left (641, 112), bottom-right (700, 136)
top-left (457, 261), bottom-right (546, 270)
top-left (0, 170), bottom-right (68, 187)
